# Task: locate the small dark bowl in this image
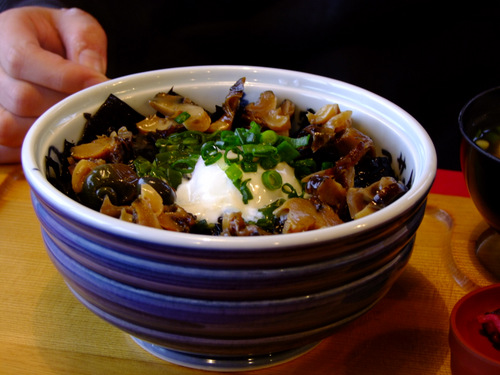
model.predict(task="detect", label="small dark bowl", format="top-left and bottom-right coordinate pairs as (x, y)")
top-left (459, 87), bottom-right (500, 232)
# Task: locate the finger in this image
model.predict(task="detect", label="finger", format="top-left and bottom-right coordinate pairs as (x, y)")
top-left (0, 104), bottom-right (34, 148)
top-left (0, 8), bottom-right (107, 94)
top-left (54, 8), bottom-right (108, 73)
top-left (0, 66), bottom-right (67, 117)
top-left (0, 145), bottom-right (21, 164)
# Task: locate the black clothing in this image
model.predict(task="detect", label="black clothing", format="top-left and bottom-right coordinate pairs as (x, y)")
top-left (3, 0), bottom-right (500, 170)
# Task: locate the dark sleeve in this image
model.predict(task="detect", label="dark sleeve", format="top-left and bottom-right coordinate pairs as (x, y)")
top-left (0, 0), bottom-right (66, 11)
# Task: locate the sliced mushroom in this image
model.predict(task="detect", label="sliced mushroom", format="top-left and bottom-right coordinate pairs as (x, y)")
top-left (149, 92), bottom-right (211, 132)
top-left (136, 114), bottom-right (178, 133)
top-left (273, 197), bottom-right (343, 233)
top-left (71, 127), bottom-right (133, 162)
top-left (304, 174), bottom-right (347, 211)
top-left (132, 197), bottom-right (162, 228)
top-left (301, 105), bottom-right (354, 153)
top-left (71, 158), bottom-right (105, 194)
top-left (158, 205), bottom-right (197, 232)
top-left (208, 77), bottom-right (245, 132)
top-left (307, 105), bottom-right (352, 133)
top-left (71, 135), bottom-right (118, 160)
top-left (243, 91), bottom-right (295, 135)
top-left (346, 176), bottom-right (407, 219)
top-left (220, 211), bottom-right (270, 236)
top-left (138, 183), bottom-right (164, 216)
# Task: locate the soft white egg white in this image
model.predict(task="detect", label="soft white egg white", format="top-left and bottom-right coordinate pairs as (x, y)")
top-left (175, 157), bottom-right (302, 223)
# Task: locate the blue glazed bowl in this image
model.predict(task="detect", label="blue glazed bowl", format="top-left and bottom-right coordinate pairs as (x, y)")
top-left (22, 66), bottom-right (436, 371)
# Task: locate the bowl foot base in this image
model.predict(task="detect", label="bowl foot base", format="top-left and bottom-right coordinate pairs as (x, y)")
top-left (476, 227), bottom-right (500, 281)
top-left (131, 336), bottom-right (319, 372)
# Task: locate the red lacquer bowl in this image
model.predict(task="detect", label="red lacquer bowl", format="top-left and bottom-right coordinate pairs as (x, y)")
top-left (449, 284), bottom-right (500, 374)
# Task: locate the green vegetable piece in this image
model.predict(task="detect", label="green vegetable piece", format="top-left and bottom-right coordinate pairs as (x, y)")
top-left (238, 178), bottom-right (253, 204)
top-left (262, 170), bottom-right (283, 190)
top-left (282, 183), bottom-right (302, 198)
top-left (175, 111), bottom-right (191, 124)
top-left (277, 140), bottom-right (300, 163)
top-left (259, 153), bottom-right (280, 170)
top-left (242, 144), bottom-right (277, 157)
top-left (254, 199), bottom-right (285, 232)
top-left (225, 163), bottom-right (242, 183)
top-left (201, 141), bottom-right (222, 165)
top-left (235, 123), bottom-right (260, 145)
top-left (171, 156), bottom-right (198, 173)
top-left (224, 147), bottom-right (243, 164)
top-left (260, 129), bottom-right (279, 145)
top-left (241, 160), bottom-right (258, 172)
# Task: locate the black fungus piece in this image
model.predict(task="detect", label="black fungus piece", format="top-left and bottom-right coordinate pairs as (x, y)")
top-left (45, 141), bottom-right (76, 199)
top-left (79, 163), bottom-right (139, 210)
top-left (132, 132), bottom-right (161, 162)
top-left (79, 94), bottom-right (146, 144)
top-left (138, 176), bottom-right (176, 205)
top-left (354, 156), bottom-right (396, 188)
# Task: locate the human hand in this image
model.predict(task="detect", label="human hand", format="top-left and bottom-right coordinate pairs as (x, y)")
top-left (0, 6), bottom-right (108, 163)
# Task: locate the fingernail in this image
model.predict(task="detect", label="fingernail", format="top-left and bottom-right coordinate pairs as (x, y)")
top-left (79, 49), bottom-right (106, 73)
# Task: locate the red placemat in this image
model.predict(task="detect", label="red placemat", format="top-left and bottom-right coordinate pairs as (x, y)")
top-left (431, 169), bottom-right (470, 197)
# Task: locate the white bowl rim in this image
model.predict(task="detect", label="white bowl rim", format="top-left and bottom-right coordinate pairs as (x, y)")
top-left (21, 65), bottom-right (437, 250)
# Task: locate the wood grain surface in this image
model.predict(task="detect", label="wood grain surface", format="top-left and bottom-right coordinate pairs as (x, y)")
top-left (1, 164), bottom-right (495, 375)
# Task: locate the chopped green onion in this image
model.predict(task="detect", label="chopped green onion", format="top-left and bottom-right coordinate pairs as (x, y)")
top-left (165, 167), bottom-right (183, 189)
top-left (291, 158), bottom-right (317, 180)
top-left (235, 123), bottom-right (260, 144)
top-left (262, 170), bottom-right (283, 190)
top-left (321, 161), bottom-right (335, 170)
top-left (218, 131), bottom-right (240, 149)
top-left (174, 111), bottom-right (191, 124)
top-left (241, 144), bottom-right (277, 158)
top-left (225, 163), bottom-right (242, 183)
top-left (277, 140), bottom-right (300, 163)
top-left (224, 147), bottom-right (242, 164)
top-left (204, 153), bottom-right (222, 165)
top-left (288, 134), bottom-right (310, 148)
top-left (282, 183), bottom-right (301, 198)
top-left (254, 199), bottom-right (285, 232)
top-left (259, 153), bottom-right (280, 170)
top-left (241, 160), bottom-right (258, 172)
top-left (201, 141), bottom-right (222, 165)
top-left (238, 179), bottom-right (253, 204)
top-left (171, 157), bottom-right (197, 173)
top-left (133, 156), bottom-right (152, 176)
top-left (260, 129), bottom-right (279, 145)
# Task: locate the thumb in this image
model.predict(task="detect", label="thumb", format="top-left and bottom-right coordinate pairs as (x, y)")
top-left (53, 8), bottom-right (108, 75)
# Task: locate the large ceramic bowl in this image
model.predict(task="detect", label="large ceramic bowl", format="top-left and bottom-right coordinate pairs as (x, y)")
top-left (21, 66), bottom-right (436, 371)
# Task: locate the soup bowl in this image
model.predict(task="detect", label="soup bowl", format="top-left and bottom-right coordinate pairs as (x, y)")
top-left (21, 66), bottom-right (436, 371)
top-left (459, 86), bottom-right (500, 232)
top-left (459, 87), bottom-right (500, 279)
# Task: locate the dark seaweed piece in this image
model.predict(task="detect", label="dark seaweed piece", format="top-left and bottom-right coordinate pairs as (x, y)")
top-left (189, 219), bottom-right (221, 235)
top-left (45, 141), bottom-right (76, 199)
top-left (79, 94), bottom-right (146, 144)
top-left (132, 132), bottom-right (161, 162)
top-left (291, 109), bottom-right (313, 137)
top-left (354, 156), bottom-right (396, 188)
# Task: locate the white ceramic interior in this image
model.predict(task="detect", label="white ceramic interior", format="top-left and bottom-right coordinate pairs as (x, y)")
top-left (22, 65), bottom-right (437, 248)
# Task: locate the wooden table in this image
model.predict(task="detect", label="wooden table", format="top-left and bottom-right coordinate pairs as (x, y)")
top-left (0, 164), bottom-right (496, 374)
